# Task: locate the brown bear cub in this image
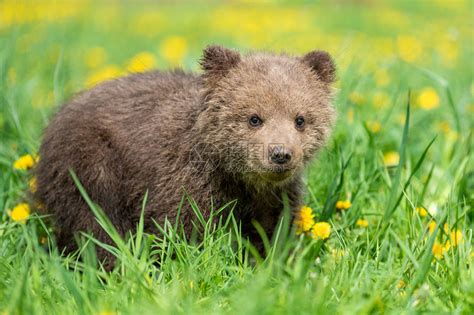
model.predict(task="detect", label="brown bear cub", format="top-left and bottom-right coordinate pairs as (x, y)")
top-left (35, 46), bottom-right (336, 260)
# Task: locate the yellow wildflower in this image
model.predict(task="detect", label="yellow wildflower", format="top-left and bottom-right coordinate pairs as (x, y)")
top-left (443, 223), bottom-right (449, 234)
top-left (335, 200), bottom-right (351, 210)
top-left (397, 35), bottom-right (422, 62)
top-left (443, 240), bottom-right (451, 252)
top-left (397, 279), bottom-right (406, 289)
top-left (383, 151), bottom-right (399, 167)
top-left (126, 51), bottom-right (156, 73)
top-left (85, 47), bottom-right (107, 69)
top-left (450, 230), bottom-right (463, 246)
top-left (367, 121), bottom-right (381, 133)
top-left (416, 207), bottom-right (428, 217)
top-left (347, 108), bottom-right (354, 124)
top-left (29, 177), bottom-right (37, 193)
top-left (8, 203), bottom-right (30, 223)
top-left (85, 65), bottom-right (122, 88)
top-left (13, 154), bottom-right (37, 171)
top-left (311, 222), bottom-right (331, 240)
top-left (294, 206), bottom-right (315, 234)
top-left (428, 221), bottom-right (437, 234)
top-left (160, 36), bottom-right (188, 66)
top-left (417, 87), bottom-right (440, 110)
top-left (432, 241), bottom-right (446, 260)
top-left (348, 92), bottom-right (365, 105)
top-left (372, 91), bottom-right (390, 109)
top-left (356, 218), bottom-right (369, 228)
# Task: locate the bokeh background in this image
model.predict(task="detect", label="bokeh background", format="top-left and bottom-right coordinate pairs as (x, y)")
top-left (0, 1), bottom-right (473, 313)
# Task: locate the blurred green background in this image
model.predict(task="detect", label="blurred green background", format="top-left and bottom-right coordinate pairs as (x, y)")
top-left (0, 0), bottom-right (473, 314)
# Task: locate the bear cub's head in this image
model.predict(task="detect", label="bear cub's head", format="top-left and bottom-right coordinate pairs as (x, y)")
top-left (195, 45), bottom-right (336, 187)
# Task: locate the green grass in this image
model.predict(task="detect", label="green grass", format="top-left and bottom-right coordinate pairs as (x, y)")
top-left (0, 0), bottom-right (473, 314)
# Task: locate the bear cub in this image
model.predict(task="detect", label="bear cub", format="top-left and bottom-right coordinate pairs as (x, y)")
top-left (35, 46), bottom-right (336, 259)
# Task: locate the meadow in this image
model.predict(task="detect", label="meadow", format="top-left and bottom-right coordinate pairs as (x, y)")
top-left (0, 0), bottom-right (473, 314)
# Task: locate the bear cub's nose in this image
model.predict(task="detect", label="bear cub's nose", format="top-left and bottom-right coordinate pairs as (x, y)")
top-left (269, 145), bottom-right (292, 165)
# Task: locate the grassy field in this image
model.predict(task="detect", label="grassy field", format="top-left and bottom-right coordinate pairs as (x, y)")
top-left (1, 0), bottom-right (473, 314)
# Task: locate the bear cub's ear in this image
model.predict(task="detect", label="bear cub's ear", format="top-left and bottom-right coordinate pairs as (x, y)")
top-left (200, 45), bottom-right (241, 76)
top-left (301, 50), bottom-right (336, 84)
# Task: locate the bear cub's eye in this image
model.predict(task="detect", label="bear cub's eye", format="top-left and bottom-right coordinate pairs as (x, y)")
top-left (249, 115), bottom-right (263, 127)
top-left (295, 116), bottom-right (305, 129)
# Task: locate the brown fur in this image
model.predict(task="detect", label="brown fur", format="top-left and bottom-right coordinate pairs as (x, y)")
top-left (34, 46), bottom-right (336, 260)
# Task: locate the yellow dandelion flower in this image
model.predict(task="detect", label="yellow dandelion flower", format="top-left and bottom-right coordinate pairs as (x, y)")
top-left (443, 240), bottom-right (451, 252)
top-left (367, 121), bottom-right (381, 133)
top-left (85, 65), bottom-right (122, 88)
top-left (372, 91), bottom-right (390, 109)
top-left (13, 154), bottom-right (37, 171)
top-left (417, 87), bottom-right (440, 110)
top-left (397, 279), bottom-right (406, 289)
top-left (396, 35), bottom-right (422, 62)
top-left (450, 230), bottom-right (463, 246)
top-left (443, 223), bottom-right (450, 234)
top-left (428, 221), bottom-right (437, 234)
top-left (29, 177), bottom-right (37, 193)
top-left (374, 69), bottom-right (390, 87)
top-left (347, 108), bottom-right (354, 124)
top-left (348, 92), bottom-right (365, 106)
top-left (383, 151), bottom-right (399, 167)
top-left (311, 222), bottom-right (331, 240)
top-left (335, 200), bottom-right (351, 210)
top-left (432, 241), bottom-right (446, 260)
top-left (8, 203), bottom-right (30, 223)
top-left (126, 51), bottom-right (156, 73)
top-left (294, 205), bottom-right (315, 234)
top-left (356, 218), bottom-right (369, 228)
top-left (416, 207), bottom-right (428, 217)
top-left (160, 36), bottom-right (188, 66)
top-left (85, 47), bottom-right (107, 69)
